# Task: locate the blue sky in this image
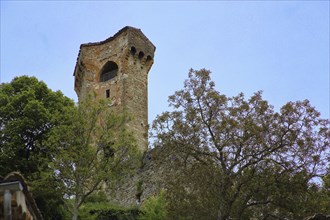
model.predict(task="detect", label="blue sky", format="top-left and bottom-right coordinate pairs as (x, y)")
top-left (1, 1), bottom-right (329, 123)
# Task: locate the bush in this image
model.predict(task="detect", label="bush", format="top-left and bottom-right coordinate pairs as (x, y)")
top-left (138, 190), bottom-right (168, 220)
top-left (79, 202), bottom-right (140, 220)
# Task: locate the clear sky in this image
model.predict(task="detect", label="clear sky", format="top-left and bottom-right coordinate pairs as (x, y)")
top-left (1, 1), bottom-right (329, 123)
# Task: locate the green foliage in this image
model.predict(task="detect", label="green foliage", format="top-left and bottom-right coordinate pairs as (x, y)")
top-left (79, 202), bottom-right (140, 220)
top-left (32, 172), bottom-right (70, 219)
top-left (0, 76), bottom-right (74, 219)
top-left (0, 76), bottom-right (142, 220)
top-left (151, 69), bottom-right (330, 219)
top-left (164, 163), bottom-right (220, 220)
top-left (48, 95), bottom-right (141, 220)
top-left (0, 75), bottom-right (74, 176)
top-left (138, 190), bottom-right (168, 220)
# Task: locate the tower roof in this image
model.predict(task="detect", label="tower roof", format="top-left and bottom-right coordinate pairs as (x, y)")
top-left (80, 26), bottom-right (155, 48)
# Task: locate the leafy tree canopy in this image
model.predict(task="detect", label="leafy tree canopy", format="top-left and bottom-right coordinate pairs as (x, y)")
top-left (0, 75), bottom-right (74, 177)
top-left (151, 69), bottom-right (330, 219)
top-left (47, 96), bottom-right (141, 220)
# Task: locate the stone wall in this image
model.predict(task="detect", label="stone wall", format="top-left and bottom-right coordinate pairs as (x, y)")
top-left (105, 151), bottom-right (164, 206)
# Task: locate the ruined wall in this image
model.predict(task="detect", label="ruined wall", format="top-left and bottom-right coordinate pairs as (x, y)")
top-left (105, 151), bottom-right (169, 206)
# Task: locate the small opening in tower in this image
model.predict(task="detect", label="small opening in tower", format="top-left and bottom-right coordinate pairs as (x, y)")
top-left (130, 46), bottom-right (136, 55)
top-left (138, 51), bottom-right (144, 59)
top-left (146, 55), bottom-right (152, 62)
top-left (100, 61), bottom-right (118, 82)
top-left (106, 89), bottom-right (110, 98)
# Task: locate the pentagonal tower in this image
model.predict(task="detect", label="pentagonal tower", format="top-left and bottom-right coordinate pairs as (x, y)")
top-left (73, 26), bottom-right (155, 152)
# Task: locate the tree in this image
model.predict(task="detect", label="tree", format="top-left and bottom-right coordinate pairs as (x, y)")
top-left (0, 76), bottom-right (74, 176)
top-left (138, 189), bottom-right (168, 220)
top-left (48, 96), bottom-right (141, 220)
top-left (151, 69), bottom-right (330, 219)
top-left (0, 75), bottom-right (74, 219)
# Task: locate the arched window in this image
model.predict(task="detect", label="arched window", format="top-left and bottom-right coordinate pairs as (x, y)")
top-left (100, 61), bottom-right (118, 82)
top-left (138, 51), bottom-right (144, 59)
top-left (130, 46), bottom-right (136, 55)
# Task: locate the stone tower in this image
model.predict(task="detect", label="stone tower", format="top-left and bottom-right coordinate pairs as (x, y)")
top-left (73, 26), bottom-right (156, 152)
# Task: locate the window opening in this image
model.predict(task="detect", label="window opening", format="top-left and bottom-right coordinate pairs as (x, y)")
top-left (106, 89), bottom-right (110, 98)
top-left (100, 61), bottom-right (118, 82)
top-left (138, 51), bottom-right (144, 59)
top-left (130, 46), bottom-right (136, 55)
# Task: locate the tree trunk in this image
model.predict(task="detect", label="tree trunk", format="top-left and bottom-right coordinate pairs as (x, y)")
top-left (72, 199), bottom-right (80, 220)
top-left (217, 210), bottom-right (229, 220)
top-left (217, 209), bottom-right (223, 220)
top-left (217, 182), bottom-right (229, 220)
top-left (217, 206), bottom-right (229, 220)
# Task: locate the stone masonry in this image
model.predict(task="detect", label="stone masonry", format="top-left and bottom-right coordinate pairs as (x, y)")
top-left (73, 26), bottom-right (156, 152)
